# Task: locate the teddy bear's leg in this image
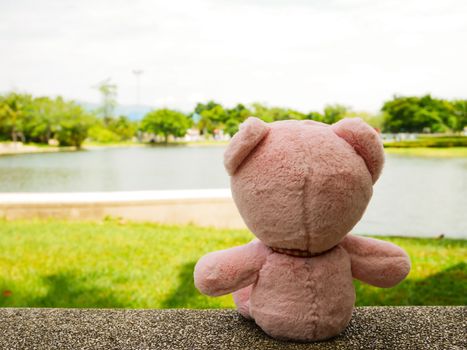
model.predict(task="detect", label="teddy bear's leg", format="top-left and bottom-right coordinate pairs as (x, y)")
top-left (232, 284), bottom-right (253, 319)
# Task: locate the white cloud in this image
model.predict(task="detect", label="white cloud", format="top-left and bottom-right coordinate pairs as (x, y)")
top-left (0, 0), bottom-right (466, 112)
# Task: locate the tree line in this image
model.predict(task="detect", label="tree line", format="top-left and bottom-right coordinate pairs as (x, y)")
top-left (0, 92), bottom-right (137, 148)
top-left (1, 92), bottom-right (465, 148)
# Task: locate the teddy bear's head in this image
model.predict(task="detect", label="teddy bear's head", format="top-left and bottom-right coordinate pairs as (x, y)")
top-left (224, 117), bottom-right (384, 254)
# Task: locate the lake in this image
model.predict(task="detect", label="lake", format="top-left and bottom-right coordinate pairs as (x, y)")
top-left (0, 146), bottom-right (465, 238)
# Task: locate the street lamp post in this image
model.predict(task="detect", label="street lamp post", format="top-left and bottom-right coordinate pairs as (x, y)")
top-left (132, 69), bottom-right (143, 105)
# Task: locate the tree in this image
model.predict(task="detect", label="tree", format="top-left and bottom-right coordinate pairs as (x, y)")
top-left (95, 78), bottom-right (117, 123)
top-left (322, 104), bottom-right (349, 124)
top-left (287, 109), bottom-right (307, 120)
top-left (451, 100), bottom-right (467, 132)
top-left (109, 115), bottom-right (137, 141)
top-left (194, 101), bottom-right (228, 135)
top-left (382, 95), bottom-right (453, 133)
top-left (141, 109), bottom-right (191, 143)
top-left (87, 115), bottom-right (138, 143)
top-left (0, 93), bottom-right (34, 142)
top-left (224, 104), bottom-right (251, 136)
top-left (250, 103), bottom-right (274, 122)
top-left (251, 103), bottom-right (306, 123)
top-left (305, 111), bottom-right (324, 122)
top-left (55, 101), bottom-right (95, 148)
top-left (344, 110), bottom-right (384, 130)
top-left (26, 96), bottom-right (61, 143)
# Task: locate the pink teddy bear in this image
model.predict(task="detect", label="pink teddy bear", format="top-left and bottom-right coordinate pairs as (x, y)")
top-left (194, 117), bottom-right (411, 342)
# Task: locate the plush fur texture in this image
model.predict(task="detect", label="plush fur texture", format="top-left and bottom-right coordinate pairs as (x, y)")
top-left (194, 117), bottom-right (411, 342)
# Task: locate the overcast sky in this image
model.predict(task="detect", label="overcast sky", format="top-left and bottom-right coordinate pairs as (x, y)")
top-left (1, 0), bottom-right (466, 112)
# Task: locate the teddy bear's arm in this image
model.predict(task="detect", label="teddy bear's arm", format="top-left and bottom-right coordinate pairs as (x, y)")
top-left (339, 235), bottom-right (411, 288)
top-left (194, 240), bottom-right (269, 297)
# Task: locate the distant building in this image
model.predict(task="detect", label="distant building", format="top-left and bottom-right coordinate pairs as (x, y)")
top-left (184, 128), bottom-right (201, 142)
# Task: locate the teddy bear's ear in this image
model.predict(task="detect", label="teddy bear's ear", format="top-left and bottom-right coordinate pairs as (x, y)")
top-left (332, 118), bottom-right (384, 183)
top-left (224, 117), bottom-right (270, 176)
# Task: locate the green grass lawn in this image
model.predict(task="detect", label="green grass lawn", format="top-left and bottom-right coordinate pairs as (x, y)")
top-left (0, 219), bottom-right (465, 308)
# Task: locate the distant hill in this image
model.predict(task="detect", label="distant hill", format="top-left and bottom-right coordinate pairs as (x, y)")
top-left (115, 104), bottom-right (154, 120)
top-left (78, 101), bottom-right (153, 120)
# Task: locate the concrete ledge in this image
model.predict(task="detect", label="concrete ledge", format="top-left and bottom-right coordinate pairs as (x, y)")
top-left (0, 307), bottom-right (465, 349)
top-left (0, 189), bottom-right (246, 228)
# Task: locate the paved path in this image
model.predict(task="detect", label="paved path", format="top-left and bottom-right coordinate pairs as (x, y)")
top-left (0, 307), bottom-right (465, 349)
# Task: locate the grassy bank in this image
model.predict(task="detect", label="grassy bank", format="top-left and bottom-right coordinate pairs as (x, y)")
top-left (383, 135), bottom-right (467, 157)
top-left (3, 136), bottom-right (467, 158)
top-left (384, 147), bottom-right (467, 158)
top-left (384, 135), bottom-right (467, 148)
top-left (0, 141), bottom-right (227, 156)
top-left (0, 142), bottom-right (72, 156)
top-left (0, 220), bottom-right (465, 308)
